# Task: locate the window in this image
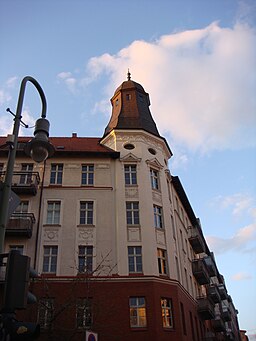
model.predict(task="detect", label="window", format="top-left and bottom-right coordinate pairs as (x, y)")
top-left (46, 201), bottom-right (61, 225)
top-left (78, 246), bottom-right (93, 273)
top-left (126, 94), bottom-right (131, 100)
top-left (180, 230), bottom-right (185, 251)
top-left (180, 302), bottom-right (187, 335)
top-left (161, 298), bottom-right (173, 328)
top-left (171, 215), bottom-right (176, 239)
top-left (50, 164), bottom-right (63, 184)
top-left (148, 148), bottom-right (156, 155)
top-left (43, 246), bottom-right (58, 273)
top-left (9, 245), bottom-right (24, 254)
top-left (126, 202), bottom-right (140, 225)
top-left (81, 165), bottom-right (94, 185)
top-left (20, 164), bottom-right (33, 184)
top-left (128, 246), bottom-right (142, 273)
top-left (76, 298), bottom-right (92, 329)
top-left (14, 201), bottom-right (29, 214)
top-left (184, 268), bottom-right (189, 290)
top-left (38, 298), bottom-right (54, 329)
top-left (129, 297), bottom-right (147, 328)
top-left (157, 249), bottom-right (168, 275)
top-left (154, 205), bottom-right (163, 228)
top-left (80, 201), bottom-right (94, 225)
top-left (175, 256), bottom-right (180, 282)
top-left (124, 143), bottom-right (135, 150)
top-left (150, 168), bottom-right (159, 190)
top-left (124, 165), bottom-right (137, 185)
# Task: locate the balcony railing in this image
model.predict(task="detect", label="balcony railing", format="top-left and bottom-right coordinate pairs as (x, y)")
top-left (206, 284), bottom-right (221, 303)
top-left (6, 212), bottom-right (35, 238)
top-left (222, 306), bottom-right (232, 322)
top-left (203, 332), bottom-right (217, 341)
top-left (212, 316), bottom-right (226, 332)
top-left (226, 330), bottom-right (235, 340)
top-left (0, 171), bottom-right (40, 195)
top-left (192, 258), bottom-right (210, 285)
top-left (204, 256), bottom-right (217, 277)
top-left (197, 296), bottom-right (215, 320)
top-left (218, 284), bottom-right (228, 300)
top-left (188, 225), bottom-right (205, 254)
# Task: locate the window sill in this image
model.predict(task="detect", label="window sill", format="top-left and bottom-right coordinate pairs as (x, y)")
top-left (77, 224), bottom-right (95, 228)
top-left (130, 327), bottom-right (147, 331)
top-left (43, 224), bottom-right (61, 227)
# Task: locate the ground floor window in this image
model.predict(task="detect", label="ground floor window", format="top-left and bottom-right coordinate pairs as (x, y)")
top-left (38, 298), bottom-right (54, 329)
top-left (129, 297), bottom-right (147, 328)
top-left (76, 298), bottom-right (92, 329)
top-left (161, 298), bottom-right (174, 328)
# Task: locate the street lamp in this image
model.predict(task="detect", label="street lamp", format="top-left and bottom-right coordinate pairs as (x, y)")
top-left (0, 76), bottom-right (54, 253)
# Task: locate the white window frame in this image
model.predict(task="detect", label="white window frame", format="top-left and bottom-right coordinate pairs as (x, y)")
top-left (161, 298), bottom-right (174, 328)
top-left (76, 298), bottom-right (92, 329)
top-left (124, 165), bottom-right (137, 186)
top-left (154, 205), bottom-right (163, 229)
top-left (38, 298), bottom-right (54, 329)
top-left (126, 202), bottom-right (140, 225)
top-left (150, 168), bottom-right (159, 190)
top-left (81, 164), bottom-right (94, 185)
top-left (46, 201), bottom-right (61, 225)
top-left (78, 245), bottom-right (93, 273)
top-left (128, 246), bottom-right (143, 273)
top-left (80, 201), bottom-right (94, 225)
top-left (42, 246), bottom-right (58, 273)
top-left (50, 163), bottom-right (63, 185)
top-left (157, 248), bottom-right (168, 275)
top-left (129, 297), bottom-right (147, 328)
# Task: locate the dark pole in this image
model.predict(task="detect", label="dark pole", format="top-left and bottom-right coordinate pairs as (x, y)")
top-left (0, 76), bottom-right (48, 253)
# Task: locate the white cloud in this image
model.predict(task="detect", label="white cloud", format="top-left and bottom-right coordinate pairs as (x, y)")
top-left (231, 272), bottom-right (252, 281)
top-left (212, 193), bottom-right (255, 217)
top-left (70, 21), bottom-right (255, 152)
top-left (6, 76), bottom-right (18, 89)
top-left (57, 72), bottom-right (78, 94)
top-left (206, 223), bottom-right (256, 254)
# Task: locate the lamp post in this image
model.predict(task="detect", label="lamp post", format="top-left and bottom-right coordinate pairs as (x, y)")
top-left (0, 76), bottom-right (54, 253)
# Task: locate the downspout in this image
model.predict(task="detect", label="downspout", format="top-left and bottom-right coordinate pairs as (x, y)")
top-left (33, 159), bottom-right (46, 268)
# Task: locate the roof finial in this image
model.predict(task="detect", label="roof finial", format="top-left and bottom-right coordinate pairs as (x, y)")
top-left (127, 69), bottom-right (131, 81)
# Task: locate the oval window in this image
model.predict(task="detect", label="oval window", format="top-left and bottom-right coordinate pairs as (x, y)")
top-left (148, 148), bottom-right (156, 155)
top-left (124, 143), bottom-right (135, 150)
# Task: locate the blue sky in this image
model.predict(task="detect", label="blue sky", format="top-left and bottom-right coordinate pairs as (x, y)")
top-left (0, 0), bottom-right (255, 338)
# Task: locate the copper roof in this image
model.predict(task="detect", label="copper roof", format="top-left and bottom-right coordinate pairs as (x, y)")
top-left (104, 78), bottom-right (160, 138)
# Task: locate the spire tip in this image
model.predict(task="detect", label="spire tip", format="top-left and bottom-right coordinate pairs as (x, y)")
top-left (127, 69), bottom-right (131, 81)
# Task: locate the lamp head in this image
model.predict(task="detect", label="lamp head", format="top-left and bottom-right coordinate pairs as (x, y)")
top-left (24, 118), bottom-right (55, 163)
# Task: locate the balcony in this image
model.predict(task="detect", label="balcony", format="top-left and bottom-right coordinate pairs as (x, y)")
top-left (6, 213), bottom-right (35, 238)
top-left (222, 307), bottom-right (232, 322)
top-left (203, 334), bottom-right (217, 341)
top-left (226, 330), bottom-right (235, 340)
top-left (192, 258), bottom-right (210, 285)
top-left (188, 225), bottom-right (205, 254)
top-left (212, 317), bottom-right (226, 332)
top-left (0, 171), bottom-right (40, 195)
top-left (206, 284), bottom-right (221, 303)
top-left (197, 296), bottom-right (215, 320)
top-left (218, 284), bottom-right (228, 300)
top-left (204, 256), bottom-right (217, 277)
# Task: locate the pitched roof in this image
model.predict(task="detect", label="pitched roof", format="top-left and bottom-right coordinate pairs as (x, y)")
top-left (0, 135), bottom-right (119, 158)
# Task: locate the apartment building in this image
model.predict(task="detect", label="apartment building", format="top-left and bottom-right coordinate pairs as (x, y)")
top-left (0, 75), bottom-right (241, 340)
